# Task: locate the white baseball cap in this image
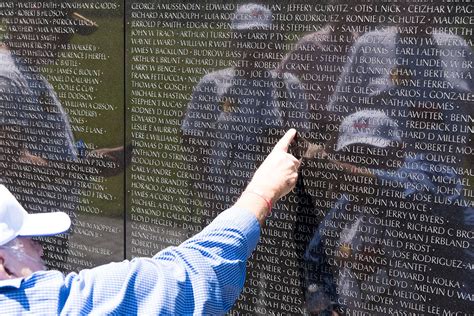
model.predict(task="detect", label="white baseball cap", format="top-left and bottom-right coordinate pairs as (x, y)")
top-left (231, 4), bottom-right (272, 30)
top-left (336, 110), bottom-right (401, 151)
top-left (0, 185), bottom-right (71, 246)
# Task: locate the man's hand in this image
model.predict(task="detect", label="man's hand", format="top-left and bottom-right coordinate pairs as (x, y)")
top-left (18, 149), bottom-right (47, 166)
top-left (86, 144), bottom-right (132, 177)
top-left (247, 129), bottom-right (300, 201)
top-left (236, 129), bottom-right (300, 224)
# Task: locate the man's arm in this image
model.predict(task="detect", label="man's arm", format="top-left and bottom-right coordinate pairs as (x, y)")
top-left (60, 129), bottom-right (300, 315)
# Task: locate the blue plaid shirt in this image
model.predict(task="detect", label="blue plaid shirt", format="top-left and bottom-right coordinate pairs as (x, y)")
top-left (0, 208), bottom-right (260, 315)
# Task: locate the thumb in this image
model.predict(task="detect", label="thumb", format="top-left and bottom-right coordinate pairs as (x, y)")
top-left (273, 129), bottom-right (297, 152)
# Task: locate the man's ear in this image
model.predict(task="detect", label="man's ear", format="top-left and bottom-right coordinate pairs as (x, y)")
top-left (0, 251), bottom-right (12, 280)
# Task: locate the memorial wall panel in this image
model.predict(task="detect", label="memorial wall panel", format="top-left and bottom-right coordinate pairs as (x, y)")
top-left (0, 0), bottom-right (472, 315)
top-left (0, 0), bottom-right (125, 272)
top-left (126, 1), bottom-right (473, 315)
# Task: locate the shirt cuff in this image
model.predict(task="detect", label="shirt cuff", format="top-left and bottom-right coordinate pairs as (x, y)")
top-left (205, 207), bottom-right (261, 259)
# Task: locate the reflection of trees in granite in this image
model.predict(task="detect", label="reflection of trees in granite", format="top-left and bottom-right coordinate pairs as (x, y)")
top-left (300, 111), bottom-right (402, 315)
top-left (0, 5), bottom-right (81, 272)
top-left (182, 69), bottom-right (309, 206)
top-left (183, 1), bottom-right (473, 313)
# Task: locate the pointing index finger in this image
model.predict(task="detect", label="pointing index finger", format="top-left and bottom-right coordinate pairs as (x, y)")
top-left (274, 129), bottom-right (297, 152)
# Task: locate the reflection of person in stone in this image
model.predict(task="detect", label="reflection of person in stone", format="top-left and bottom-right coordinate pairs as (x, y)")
top-left (181, 3), bottom-right (309, 211)
top-left (302, 111), bottom-right (403, 315)
top-left (326, 1), bottom-right (473, 164)
top-left (0, 129), bottom-right (300, 315)
top-left (305, 111), bottom-right (473, 314)
top-left (278, 0), bottom-right (378, 146)
top-left (0, 2), bottom-right (127, 271)
top-left (322, 6), bottom-right (474, 310)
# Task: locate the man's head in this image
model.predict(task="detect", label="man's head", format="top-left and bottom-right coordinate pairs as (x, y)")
top-left (230, 4), bottom-right (276, 69)
top-left (0, 185), bottom-right (70, 279)
top-left (0, 237), bottom-right (45, 279)
top-left (336, 110), bottom-right (401, 152)
top-left (231, 3), bottom-right (272, 31)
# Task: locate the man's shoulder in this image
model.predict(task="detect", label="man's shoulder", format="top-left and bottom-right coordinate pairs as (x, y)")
top-left (0, 270), bottom-right (64, 290)
top-left (0, 271), bottom-right (66, 314)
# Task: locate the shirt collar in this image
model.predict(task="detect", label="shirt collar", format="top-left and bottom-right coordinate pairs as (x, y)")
top-left (0, 277), bottom-right (23, 289)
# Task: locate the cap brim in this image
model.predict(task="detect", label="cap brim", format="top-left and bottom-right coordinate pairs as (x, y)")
top-left (336, 136), bottom-right (392, 151)
top-left (18, 212), bottom-right (71, 237)
top-left (233, 22), bottom-right (271, 31)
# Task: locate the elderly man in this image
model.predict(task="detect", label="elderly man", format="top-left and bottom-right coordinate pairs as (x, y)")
top-left (0, 129), bottom-right (300, 315)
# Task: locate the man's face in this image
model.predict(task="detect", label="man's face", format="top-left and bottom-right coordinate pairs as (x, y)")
top-left (0, 237), bottom-right (45, 279)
